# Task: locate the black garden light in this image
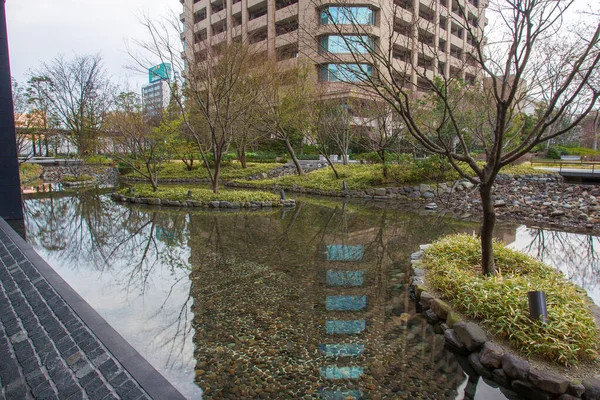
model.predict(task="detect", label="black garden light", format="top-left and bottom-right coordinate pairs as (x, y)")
top-left (528, 291), bottom-right (548, 324)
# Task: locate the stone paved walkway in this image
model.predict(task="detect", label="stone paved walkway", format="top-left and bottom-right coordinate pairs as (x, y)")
top-left (0, 218), bottom-right (186, 400)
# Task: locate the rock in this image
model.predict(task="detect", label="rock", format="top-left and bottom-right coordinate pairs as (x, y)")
top-left (374, 188), bottom-right (387, 196)
top-left (209, 201), bottom-right (220, 208)
top-left (492, 368), bottom-right (510, 388)
top-left (374, 195), bottom-right (388, 201)
top-left (444, 329), bottom-right (468, 355)
top-left (407, 192), bottom-right (420, 199)
top-left (429, 299), bottom-right (452, 320)
top-left (420, 292), bottom-right (434, 310)
top-left (445, 311), bottom-right (461, 328)
top-left (557, 395), bottom-right (581, 400)
top-left (502, 353), bottom-right (530, 381)
top-left (462, 181), bottom-right (475, 189)
top-left (230, 201), bottom-right (241, 208)
top-left (512, 380), bottom-right (551, 400)
top-left (480, 342), bottom-right (504, 369)
top-left (568, 381), bottom-right (585, 397)
top-left (262, 201), bottom-right (272, 207)
top-left (424, 202), bottom-right (438, 210)
top-left (453, 321), bottom-right (487, 351)
top-left (419, 184), bottom-right (432, 193)
top-left (494, 200), bottom-right (507, 207)
top-left (551, 210), bottom-right (565, 217)
top-left (422, 191), bottom-right (435, 199)
top-left (423, 309), bottom-right (439, 323)
top-left (583, 377), bottom-right (600, 400)
top-left (468, 352), bottom-right (492, 379)
top-left (528, 368), bottom-right (569, 394)
top-left (147, 198), bottom-right (161, 205)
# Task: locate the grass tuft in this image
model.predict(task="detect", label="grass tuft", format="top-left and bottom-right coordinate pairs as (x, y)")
top-left (19, 163), bottom-right (42, 182)
top-left (124, 161), bottom-right (282, 181)
top-left (121, 185), bottom-right (280, 203)
top-left (423, 234), bottom-right (599, 366)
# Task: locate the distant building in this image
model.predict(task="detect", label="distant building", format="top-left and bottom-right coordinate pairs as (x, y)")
top-left (141, 63), bottom-right (172, 119)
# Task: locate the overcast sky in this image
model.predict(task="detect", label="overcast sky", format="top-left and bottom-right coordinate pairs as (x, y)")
top-left (6, 0), bottom-right (181, 90)
top-left (5, 0), bottom-right (596, 91)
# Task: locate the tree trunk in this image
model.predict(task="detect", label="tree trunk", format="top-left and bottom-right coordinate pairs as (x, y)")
top-left (323, 154), bottom-right (339, 179)
top-left (479, 183), bottom-right (496, 276)
top-left (284, 137), bottom-right (303, 175)
top-left (32, 134), bottom-right (37, 156)
top-left (379, 150), bottom-right (388, 178)
top-left (212, 162), bottom-right (221, 193)
top-left (238, 147), bottom-right (247, 168)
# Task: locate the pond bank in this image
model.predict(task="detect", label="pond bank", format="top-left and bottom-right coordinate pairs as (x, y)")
top-left (409, 245), bottom-right (600, 400)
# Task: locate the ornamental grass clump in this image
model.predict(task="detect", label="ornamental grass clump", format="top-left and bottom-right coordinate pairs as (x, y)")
top-left (423, 234), bottom-right (599, 366)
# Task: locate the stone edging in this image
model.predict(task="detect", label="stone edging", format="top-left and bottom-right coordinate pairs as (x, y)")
top-left (408, 244), bottom-right (600, 400)
top-left (227, 174), bottom-right (560, 202)
top-left (111, 193), bottom-right (296, 209)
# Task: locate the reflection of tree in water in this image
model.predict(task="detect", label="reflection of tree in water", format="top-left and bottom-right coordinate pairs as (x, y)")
top-left (23, 192), bottom-right (195, 369)
top-left (188, 201), bottom-right (477, 399)
top-left (518, 227), bottom-right (600, 297)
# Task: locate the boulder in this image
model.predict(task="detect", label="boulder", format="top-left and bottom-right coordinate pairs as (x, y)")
top-left (374, 188), bottom-right (387, 196)
top-left (423, 309), bottom-right (440, 323)
top-left (209, 201), bottom-right (220, 208)
top-left (443, 329), bottom-right (468, 355)
top-left (445, 311), bottom-right (461, 328)
top-left (583, 377), bottom-right (600, 400)
top-left (420, 291), bottom-right (434, 310)
top-left (147, 198), bottom-right (161, 205)
top-left (479, 342), bottom-right (504, 369)
top-left (528, 368), bottom-right (569, 394)
top-left (512, 380), bottom-right (551, 400)
top-left (492, 368), bottom-right (510, 388)
top-left (468, 352), bottom-right (492, 379)
top-left (453, 321), bottom-right (487, 351)
top-left (429, 299), bottom-right (452, 320)
top-left (502, 353), bottom-right (530, 381)
top-left (568, 381), bottom-right (585, 397)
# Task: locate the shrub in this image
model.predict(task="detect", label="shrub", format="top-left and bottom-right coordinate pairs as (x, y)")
top-left (19, 163), bottom-right (42, 182)
top-left (62, 174), bottom-right (94, 183)
top-left (423, 234), bottom-right (599, 366)
top-left (83, 155), bottom-right (114, 165)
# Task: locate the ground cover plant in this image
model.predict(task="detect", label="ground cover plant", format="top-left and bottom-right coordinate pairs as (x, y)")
top-left (423, 234), bottom-right (599, 366)
top-left (234, 162), bottom-right (548, 191)
top-left (61, 174), bottom-right (94, 183)
top-left (124, 161), bottom-right (281, 181)
top-left (19, 163), bottom-right (42, 182)
top-left (235, 162), bottom-right (461, 190)
top-left (121, 185), bottom-right (280, 203)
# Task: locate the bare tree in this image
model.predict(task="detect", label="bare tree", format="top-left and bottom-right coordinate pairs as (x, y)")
top-left (106, 91), bottom-right (172, 191)
top-left (311, 0), bottom-right (600, 275)
top-left (31, 54), bottom-right (113, 156)
top-left (251, 61), bottom-right (315, 175)
top-left (12, 77), bottom-right (32, 161)
top-left (132, 15), bottom-right (262, 193)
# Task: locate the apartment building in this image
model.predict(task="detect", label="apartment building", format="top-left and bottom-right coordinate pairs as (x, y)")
top-left (142, 63), bottom-right (173, 119)
top-left (180, 0), bottom-right (487, 97)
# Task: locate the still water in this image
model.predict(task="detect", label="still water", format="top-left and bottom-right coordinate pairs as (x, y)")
top-left (21, 189), bottom-right (600, 399)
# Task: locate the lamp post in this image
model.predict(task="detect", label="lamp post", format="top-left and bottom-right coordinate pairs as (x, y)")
top-left (0, 0), bottom-right (23, 221)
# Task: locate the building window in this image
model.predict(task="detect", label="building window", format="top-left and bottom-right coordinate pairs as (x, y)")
top-left (320, 7), bottom-right (375, 26)
top-left (319, 64), bottom-right (373, 82)
top-left (194, 8), bottom-right (207, 23)
top-left (319, 35), bottom-right (374, 54)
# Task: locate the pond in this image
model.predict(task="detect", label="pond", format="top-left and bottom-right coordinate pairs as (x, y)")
top-left (21, 189), bottom-right (600, 399)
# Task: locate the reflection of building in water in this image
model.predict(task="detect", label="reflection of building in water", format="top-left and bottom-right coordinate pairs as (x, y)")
top-left (188, 206), bottom-right (470, 398)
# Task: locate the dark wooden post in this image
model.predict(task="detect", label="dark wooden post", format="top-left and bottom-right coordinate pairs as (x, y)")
top-left (0, 0), bottom-right (23, 220)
